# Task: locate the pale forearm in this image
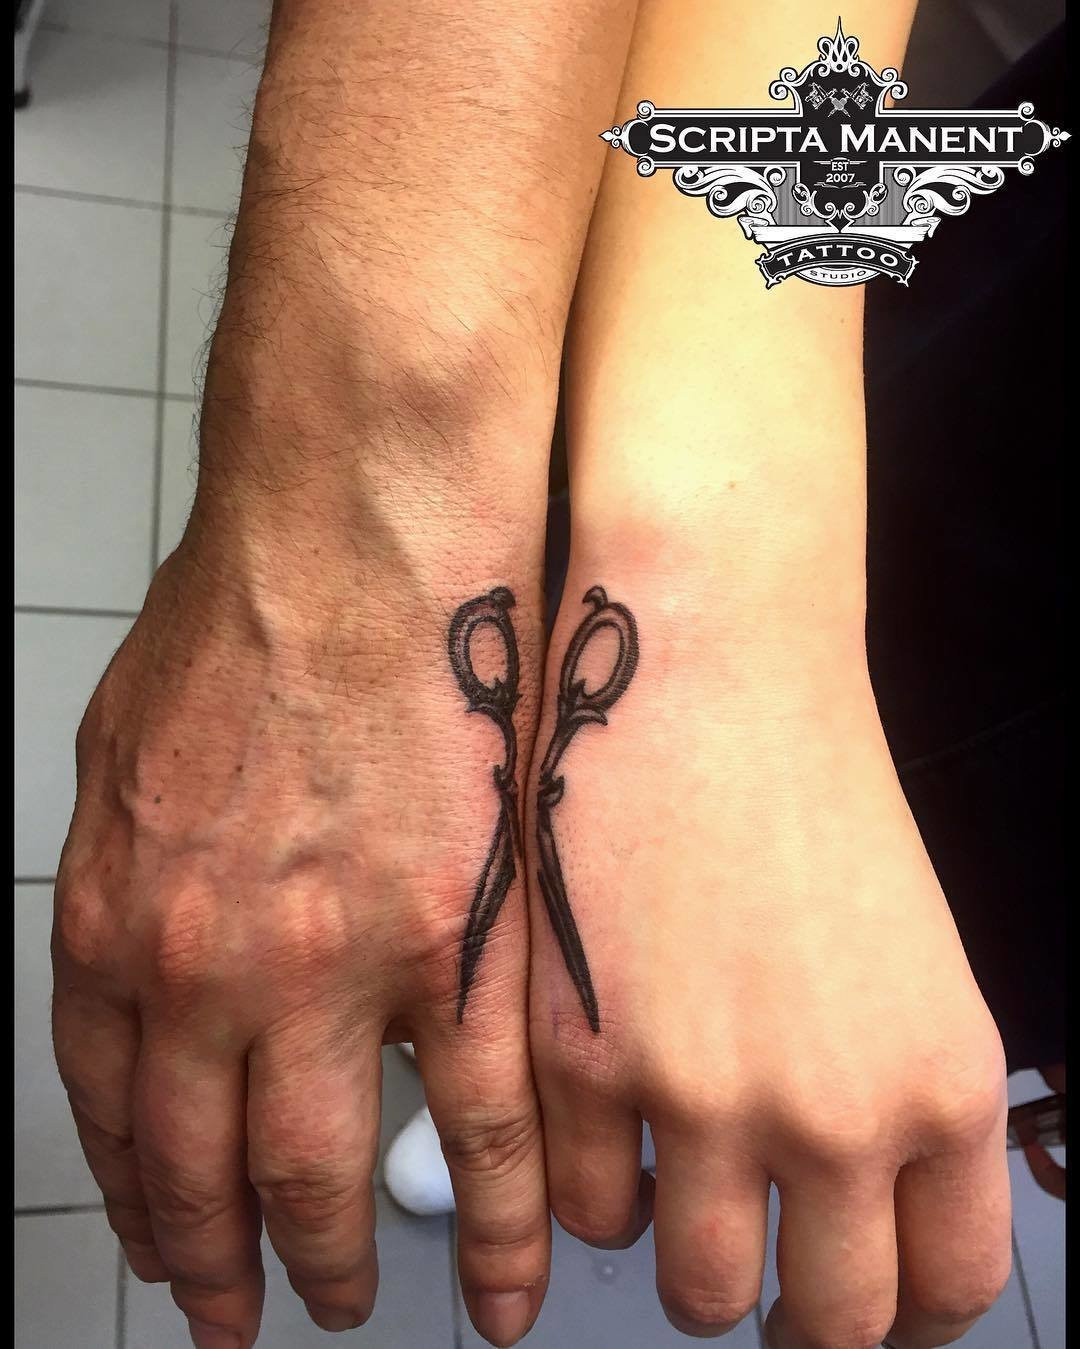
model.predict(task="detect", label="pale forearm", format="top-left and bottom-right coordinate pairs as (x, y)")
top-left (564, 1), bottom-right (916, 685)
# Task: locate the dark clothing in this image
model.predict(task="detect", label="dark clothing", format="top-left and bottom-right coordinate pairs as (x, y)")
top-left (864, 26), bottom-right (1066, 1070)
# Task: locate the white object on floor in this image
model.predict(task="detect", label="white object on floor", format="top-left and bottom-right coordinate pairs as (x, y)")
top-left (383, 1107), bottom-right (456, 1217)
top-left (383, 1104), bottom-right (657, 1218)
top-left (397, 1041), bottom-right (416, 1062)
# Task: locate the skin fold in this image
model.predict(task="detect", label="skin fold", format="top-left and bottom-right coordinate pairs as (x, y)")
top-left (49, 2), bottom-right (636, 1346)
top-left (526, 2), bottom-right (1012, 1348)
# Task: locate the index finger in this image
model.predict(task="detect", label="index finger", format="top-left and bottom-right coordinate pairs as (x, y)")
top-left (415, 1014), bottom-right (550, 1349)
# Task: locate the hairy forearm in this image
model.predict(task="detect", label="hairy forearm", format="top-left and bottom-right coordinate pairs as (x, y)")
top-left (194, 0), bottom-right (635, 558)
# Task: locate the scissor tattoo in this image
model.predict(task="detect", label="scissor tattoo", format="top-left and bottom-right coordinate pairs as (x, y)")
top-left (448, 588), bottom-right (522, 1022)
top-left (536, 587), bottom-right (639, 1033)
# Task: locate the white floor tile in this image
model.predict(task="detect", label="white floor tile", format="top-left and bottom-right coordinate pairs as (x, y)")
top-left (46, 0), bottom-right (171, 42)
top-left (171, 50), bottom-right (261, 214)
top-left (15, 1210), bottom-right (118, 1349)
top-left (16, 193), bottom-right (161, 391)
top-left (157, 399), bottom-right (199, 562)
top-left (461, 1217), bottom-right (762, 1349)
top-left (165, 212), bottom-right (233, 397)
top-left (1009, 1070), bottom-right (1066, 1349)
top-left (125, 1193), bottom-right (455, 1348)
top-left (177, 0), bottom-right (273, 59)
top-left (15, 611), bottom-right (133, 877)
top-left (16, 882), bottom-right (102, 1208)
top-left (15, 28), bottom-right (167, 201)
top-left (16, 385), bottom-right (155, 611)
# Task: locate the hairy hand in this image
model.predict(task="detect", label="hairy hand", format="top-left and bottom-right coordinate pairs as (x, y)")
top-left (52, 528), bottom-right (549, 1348)
top-left (526, 573), bottom-right (1010, 1349)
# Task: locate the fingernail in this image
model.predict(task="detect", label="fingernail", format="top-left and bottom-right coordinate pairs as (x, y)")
top-left (187, 1321), bottom-right (239, 1349)
top-left (472, 1290), bottom-right (532, 1346)
top-left (305, 1303), bottom-right (365, 1331)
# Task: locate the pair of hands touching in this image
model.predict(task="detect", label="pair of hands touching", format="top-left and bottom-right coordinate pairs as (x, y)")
top-left (49, 0), bottom-right (1011, 1346)
top-left (51, 495), bottom-right (1009, 1349)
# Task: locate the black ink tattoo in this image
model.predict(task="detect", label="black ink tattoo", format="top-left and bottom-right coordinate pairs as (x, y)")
top-left (448, 588), bottom-right (522, 1022)
top-left (535, 587), bottom-right (639, 1033)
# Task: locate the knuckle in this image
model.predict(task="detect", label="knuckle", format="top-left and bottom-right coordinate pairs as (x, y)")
top-left (105, 1201), bottom-right (153, 1244)
top-left (921, 1025), bottom-right (1007, 1145)
top-left (148, 898), bottom-right (220, 994)
top-left (912, 1264), bottom-right (1010, 1326)
top-left (247, 884), bottom-right (354, 978)
top-left (640, 1079), bottom-right (716, 1135)
top-left (121, 1242), bottom-right (169, 1284)
top-left (169, 1266), bottom-right (243, 1296)
top-left (254, 1170), bottom-right (358, 1231)
top-left (439, 1104), bottom-right (540, 1179)
top-left (794, 1107), bottom-right (885, 1172)
top-left (139, 1162), bottom-right (231, 1233)
top-left (72, 1104), bottom-right (136, 1159)
top-left (532, 1024), bottom-right (629, 1104)
top-left (926, 1073), bottom-right (1006, 1149)
top-left (53, 877), bottom-right (112, 974)
top-left (552, 1198), bottom-right (629, 1249)
top-left (660, 1285), bottom-right (757, 1331)
top-left (797, 1311), bottom-right (894, 1349)
top-left (74, 697), bottom-right (105, 771)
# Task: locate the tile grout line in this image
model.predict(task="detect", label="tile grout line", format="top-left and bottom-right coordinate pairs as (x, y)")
top-left (16, 604), bottom-right (141, 620)
top-left (448, 1214), bottom-right (464, 1349)
top-left (15, 182), bottom-right (231, 220)
top-left (38, 19), bottom-right (264, 65)
top-left (115, 1241), bottom-right (127, 1349)
top-left (16, 376), bottom-right (197, 403)
top-left (149, 1), bottom-right (180, 578)
top-left (1011, 1226), bottom-right (1042, 1349)
top-left (15, 1202), bottom-right (106, 1217)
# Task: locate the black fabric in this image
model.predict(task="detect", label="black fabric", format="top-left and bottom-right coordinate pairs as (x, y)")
top-left (865, 26), bottom-right (1066, 1070)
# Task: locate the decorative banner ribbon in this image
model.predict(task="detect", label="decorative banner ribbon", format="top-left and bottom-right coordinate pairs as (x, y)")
top-left (756, 234), bottom-right (918, 286)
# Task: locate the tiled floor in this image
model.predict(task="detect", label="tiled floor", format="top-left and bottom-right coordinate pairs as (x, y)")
top-left (14, 2), bottom-right (1065, 1347)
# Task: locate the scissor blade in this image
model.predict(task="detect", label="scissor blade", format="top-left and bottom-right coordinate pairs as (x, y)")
top-left (457, 805), bottom-right (516, 1022)
top-left (536, 802), bottom-right (600, 1033)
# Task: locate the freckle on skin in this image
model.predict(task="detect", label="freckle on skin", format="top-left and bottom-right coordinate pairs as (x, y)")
top-left (154, 795), bottom-right (162, 804)
top-left (235, 764), bottom-right (243, 773)
top-left (269, 692), bottom-right (277, 702)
